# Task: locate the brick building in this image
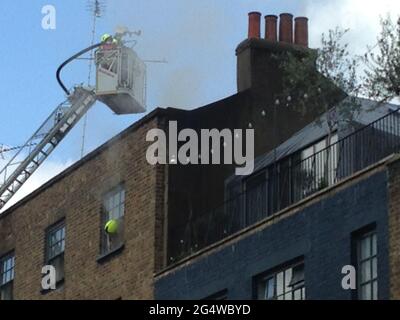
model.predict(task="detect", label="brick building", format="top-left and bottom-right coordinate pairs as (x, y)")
top-left (1, 12), bottom-right (400, 300)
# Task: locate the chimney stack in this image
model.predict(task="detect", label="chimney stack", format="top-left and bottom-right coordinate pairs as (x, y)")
top-left (248, 12), bottom-right (261, 39)
top-left (265, 15), bottom-right (278, 42)
top-left (295, 17), bottom-right (309, 47)
top-left (279, 13), bottom-right (293, 43)
top-left (237, 11), bottom-right (312, 92)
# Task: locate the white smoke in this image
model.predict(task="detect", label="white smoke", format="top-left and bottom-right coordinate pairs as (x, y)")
top-left (304, 0), bottom-right (400, 53)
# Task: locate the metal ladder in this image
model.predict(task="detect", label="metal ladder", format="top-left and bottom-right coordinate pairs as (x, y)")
top-left (0, 86), bottom-right (97, 209)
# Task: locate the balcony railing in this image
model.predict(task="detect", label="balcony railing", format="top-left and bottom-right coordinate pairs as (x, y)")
top-left (169, 107), bottom-right (400, 264)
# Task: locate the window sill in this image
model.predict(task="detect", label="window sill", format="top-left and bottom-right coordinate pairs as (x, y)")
top-left (96, 243), bottom-right (125, 264)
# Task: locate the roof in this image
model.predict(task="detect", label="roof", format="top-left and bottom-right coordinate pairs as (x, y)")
top-left (0, 89), bottom-right (248, 219)
top-left (227, 97), bottom-right (400, 185)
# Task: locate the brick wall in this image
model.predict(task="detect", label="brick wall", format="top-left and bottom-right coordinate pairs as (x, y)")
top-left (388, 156), bottom-right (400, 299)
top-left (155, 168), bottom-right (390, 300)
top-left (0, 114), bottom-right (167, 300)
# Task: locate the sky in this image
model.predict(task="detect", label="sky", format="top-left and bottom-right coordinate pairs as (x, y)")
top-left (0, 0), bottom-right (399, 210)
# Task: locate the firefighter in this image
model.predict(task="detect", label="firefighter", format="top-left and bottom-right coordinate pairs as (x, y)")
top-left (99, 33), bottom-right (117, 71)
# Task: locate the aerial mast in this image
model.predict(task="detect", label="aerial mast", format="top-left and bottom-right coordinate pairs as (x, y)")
top-left (80, 0), bottom-right (107, 158)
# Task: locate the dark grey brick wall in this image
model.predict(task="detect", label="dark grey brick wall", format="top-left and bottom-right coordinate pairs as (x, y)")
top-left (155, 171), bottom-right (389, 300)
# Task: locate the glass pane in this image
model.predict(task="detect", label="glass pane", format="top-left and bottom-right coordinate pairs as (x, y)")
top-left (315, 139), bottom-right (327, 152)
top-left (361, 236), bottom-right (371, 260)
top-left (302, 287), bottom-right (306, 300)
top-left (361, 284), bottom-right (371, 300)
top-left (284, 292), bottom-right (292, 300)
top-left (107, 197), bottom-right (111, 211)
top-left (1, 256), bottom-right (15, 286)
top-left (372, 281), bottom-right (378, 300)
top-left (372, 234), bottom-right (377, 256)
top-left (285, 268), bottom-right (292, 292)
top-left (118, 190), bottom-right (123, 204)
top-left (276, 272), bottom-right (284, 296)
top-left (115, 207), bottom-right (120, 219)
top-left (113, 193), bottom-right (119, 208)
top-left (294, 289), bottom-right (302, 300)
top-left (330, 134), bottom-right (338, 145)
top-left (0, 282), bottom-right (13, 300)
top-left (50, 234), bottom-right (56, 246)
top-left (372, 257), bottom-right (377, 280)
top-left (111, 208), bottom-right (118, 220)
top-left (53, 256), bottom-right (65, 282)
top-left (265, 278), bottom-right (274, 300)
top-left (301, 146), bottom-right (313, 160)
top-left (120, 203), bottom-right (125, 217)
top-left (361, 261), bottom-right (371, 283)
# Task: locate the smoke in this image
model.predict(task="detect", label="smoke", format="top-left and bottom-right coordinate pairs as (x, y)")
top-left (303, 0), bottom-right (400, 54)
top-left (105, 0), bottom-right (233, 109)
top-left (103, 0), bottom-right (400, 110)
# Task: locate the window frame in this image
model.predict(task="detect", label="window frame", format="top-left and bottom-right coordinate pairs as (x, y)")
top-left (44, 219), bottom-right (66, 286)
top-left (254, 258), bottom-right (305, 301)
top-left (100, 183), bottom-right (126, 256)
top-left (0, 251), bottom-right (15, 301)
top-left (298, 133), bottom-right (339, 196)
top-left (355, 229), bottom-right (378, 300)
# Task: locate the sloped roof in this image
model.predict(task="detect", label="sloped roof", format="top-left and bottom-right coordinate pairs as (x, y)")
top-left (228, 97), bottom-right (400, 185)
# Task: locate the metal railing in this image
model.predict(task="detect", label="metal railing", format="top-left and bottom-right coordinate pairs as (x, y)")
top-left (169, 108), bottom-right (400, 264)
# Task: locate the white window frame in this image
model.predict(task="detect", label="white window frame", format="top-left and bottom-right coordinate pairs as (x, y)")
top-left (357, 230), bottom-right (378, 300)
top-left (257, 262), bottom-right (305, 300)
top-left (0, 252), bottom-right (15, 300)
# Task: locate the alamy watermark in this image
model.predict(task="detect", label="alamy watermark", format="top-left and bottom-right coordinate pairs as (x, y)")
top-left (341, 265), bottom-right (357, 290)
top-left (41, 265), bottom-right (57, 290)
top-left (146, 121), bottom-right (255, 176)
top-left (41, 5), bottom-right (56, 30)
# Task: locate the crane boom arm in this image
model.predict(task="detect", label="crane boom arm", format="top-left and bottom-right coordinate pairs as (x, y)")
top-left (0, 87), bottom-right (96, 209)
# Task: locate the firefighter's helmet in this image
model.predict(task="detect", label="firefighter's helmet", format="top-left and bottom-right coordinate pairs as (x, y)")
top-left (101, 33), bottom-right (112, 43)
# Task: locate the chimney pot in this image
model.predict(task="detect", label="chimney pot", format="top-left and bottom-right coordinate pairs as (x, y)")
top-left (279, 13), bottom-right (293, 43)
top-left (295, 17), bottom-right (309, 47)
top-left (265, 15), bottom-right (278, 42)
top-left (248, 12), bottom-right (261, 39)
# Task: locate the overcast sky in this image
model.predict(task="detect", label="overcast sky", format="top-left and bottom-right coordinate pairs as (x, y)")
top-left (0, 0), bottom-right (399, 210)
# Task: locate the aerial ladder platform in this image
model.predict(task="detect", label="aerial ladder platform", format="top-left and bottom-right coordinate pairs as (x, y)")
top-left (0, 32), bottom-right (146, 209)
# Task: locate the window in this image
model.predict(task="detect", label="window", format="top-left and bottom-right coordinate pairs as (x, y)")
top-left (101, 184), bottom-right (125, 255)
top-left (256, 262), bottom-right (305, 300)
top-left (297, 134), bottom-right (338, 198)
top-left (356, 230), bottom-right (378, 300)
top-left (45, 221), bottom-right (65, 285)
top-left (0, 252), bottom-right (15, 300)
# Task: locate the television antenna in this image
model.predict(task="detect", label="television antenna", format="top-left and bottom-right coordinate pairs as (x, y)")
top-left (80, 0), bottom-right (107, 159)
